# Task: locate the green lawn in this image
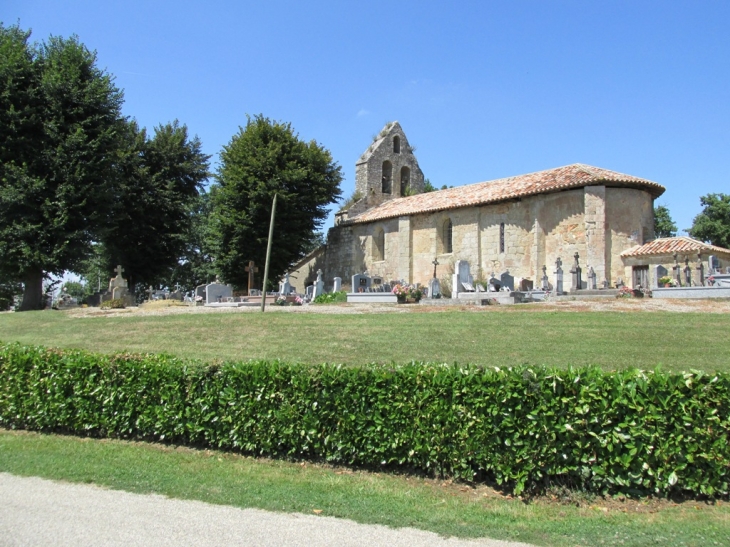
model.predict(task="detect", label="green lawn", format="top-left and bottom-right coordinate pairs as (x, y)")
top-left (2, 429), bottom-right (728, 547)
top-left (0, 307), bottom-right (728, 372)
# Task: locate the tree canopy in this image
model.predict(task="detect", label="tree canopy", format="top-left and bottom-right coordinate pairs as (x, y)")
top-left (653, 204), bottom-right (677, 238)
top-left (0, 23), bottom-right (124, 310)
top-left (210, 115), bottom-right (343, 289)
top-left (97, 120), bottom-right (209, 289)
top-left (688, 193), bottom-right (730, 249)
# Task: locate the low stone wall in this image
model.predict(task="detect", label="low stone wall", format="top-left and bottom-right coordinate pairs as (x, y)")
top-left (346, 293), bottom-right (398, 303)
top-left (653, 286), bottom-right (730, 299)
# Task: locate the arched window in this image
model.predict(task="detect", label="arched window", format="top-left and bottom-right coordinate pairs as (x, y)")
top-left (443, 219), bottom-right (453, 254)
top-left (374, 229), bottom-right (385, 261)
top-left (400, 166), bottom-right (410, 196)
top-left (393, 136), bottom-right (400, 154)
top-left (499, 222), bottom-right (505, 253)
top-left (381, 161), bottom-right (392, 194)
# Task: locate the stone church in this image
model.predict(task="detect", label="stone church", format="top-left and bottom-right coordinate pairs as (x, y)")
top-left (287, 122), bottom-right (728, 292)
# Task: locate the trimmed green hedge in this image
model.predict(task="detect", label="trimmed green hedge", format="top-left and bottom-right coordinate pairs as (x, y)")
top-left (1, 342), bottom-right (728, 497)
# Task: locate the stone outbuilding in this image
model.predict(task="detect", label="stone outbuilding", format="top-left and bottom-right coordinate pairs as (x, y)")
top-left (621, 236), bottom-right (730, 288)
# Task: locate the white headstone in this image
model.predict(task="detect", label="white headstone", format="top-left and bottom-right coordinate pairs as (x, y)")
top-left (333, 277), bottom-right (342, 292)
top-left (312, 269), bottom-right (325, 299)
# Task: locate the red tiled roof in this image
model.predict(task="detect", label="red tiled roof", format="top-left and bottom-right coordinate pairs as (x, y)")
top-left (349, 163), bottom-right (664, 224)
top-left (621, 236), bottom-right (730, 257)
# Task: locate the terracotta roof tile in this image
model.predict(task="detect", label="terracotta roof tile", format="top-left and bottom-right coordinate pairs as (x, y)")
top-left (349, 163), bottom-right (664, 224)
top-left (620, 237), bottom-right (730, 257)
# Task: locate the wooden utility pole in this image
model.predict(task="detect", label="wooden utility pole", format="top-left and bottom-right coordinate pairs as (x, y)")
top-left (261, 193), bottom-right (278, 312)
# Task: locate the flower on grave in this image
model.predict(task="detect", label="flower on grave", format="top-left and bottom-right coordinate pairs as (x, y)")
top-left (392, 284), bottom-right (409, 297)
top-left (275, 296), bottom-right (287, 306)
top-left (409, 286), bottom-right (423, 300)
top-left (294, 295), bottom-right (304, 305)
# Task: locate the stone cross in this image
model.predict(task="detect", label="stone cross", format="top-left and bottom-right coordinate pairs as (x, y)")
top-left (673, 253), bottom-right (682, 286)
top-left (432, 258), bottom-right (439, 279)
top-left (554, 257), bottom-right (563, 294)
top-left (696, 252), bottom-right (705, 286)
top-left (570, 252), bottom-right (582, 291)
top-left (114, 265), bottom-right (124, 278)
top-left (541, 265), bottom-right (549, 290)
top-left (684, 257), bottom-right (692, 286)
top-left (245, 261), bottom-right (259, 294)
top-left (146, 286), bottom-right (154, 301)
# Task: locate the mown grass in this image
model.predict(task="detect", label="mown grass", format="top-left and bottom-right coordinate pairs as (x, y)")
top-left (1, 429), bottom-right (727, 547)
top-left (0, 307), bottom-right (728, 372)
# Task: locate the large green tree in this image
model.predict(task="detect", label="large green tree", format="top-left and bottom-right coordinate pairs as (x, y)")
top-left (0, 24), bottom-right (124, 310)
top-left (688, 193), bottom-right (730, 249)
top-left (210, 115), bottom-right (343, 289)
top-left (653, 204), bottom-right (677, 238)
top-left (98, 120), bottom-right (209, 289)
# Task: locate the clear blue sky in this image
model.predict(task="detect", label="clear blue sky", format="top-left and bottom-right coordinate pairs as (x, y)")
top-left (3, 1), bottom-right (729, 236)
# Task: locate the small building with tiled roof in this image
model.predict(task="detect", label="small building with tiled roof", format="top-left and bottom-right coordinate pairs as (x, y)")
top-left (287, 123), bottom-right (706, 293)
top-left (621, 237), bottom-right (730, 287)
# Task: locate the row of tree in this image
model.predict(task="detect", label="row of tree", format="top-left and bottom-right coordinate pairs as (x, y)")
top-left (0, 24), bottom-right (342, 311)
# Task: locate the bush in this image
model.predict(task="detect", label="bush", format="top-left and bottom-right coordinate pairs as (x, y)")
top-left (100, 298), bottom-right (125, 309)
top-left (313, 291), bottom-right (347, 304)
top-left (0, 342), bottom-right (728, 498)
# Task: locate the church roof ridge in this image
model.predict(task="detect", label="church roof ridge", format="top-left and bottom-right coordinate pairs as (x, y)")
top-left (620, 236), bottom-right (730, 257)
top-left (348, 163), bottom-right (665, 224)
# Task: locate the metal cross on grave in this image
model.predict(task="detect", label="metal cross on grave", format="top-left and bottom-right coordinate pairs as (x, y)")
top-left (114, 264), bottom-right (124, 278)
top-left (245, 260), bottom-right (259, 294)
top-left (432, 258), bottom-right (439, 279)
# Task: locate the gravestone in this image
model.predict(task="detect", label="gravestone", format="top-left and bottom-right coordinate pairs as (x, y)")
top-left (333, 277), bottom-right (342, 292)
top-left (195, 284), bottom-right (207, 303)
top-left (146, 286), bottom-right (155, 302)
top-left (587, 266), bottom-right (597, 290)
top-left (519, 279), bottom-right (533, 291)
top-left (169, 290), bottom-right (183, 301)
top-left (554, 257), bottom-right (564, 294)
top-left (428, 277), bottom-right (441, 298)
top-left (245, 261), bottom-right (259, 295)
top-left (452, 260), bottom-right (473, 295)
top-left (500, 270), bottom-right (514, 291)
top-left (205, 280), bottom-right (233, 304)
top-left (570, 252), bottom-right (582, 291)
top-left (708, 255), bottom-right (720, 273)
top-left (305, 285), bottom-right (314, 299)
top-left (541, 265), bottom-right (549, 290)
top-left (279, 272), bottom-right (292, 295)
top-left (488, 272), bottom-right (500, 292)
top-left (672, 253), bottom-right (682, 286)
top-left (654, 265), bottom-right (668, 287)
top-left (312, 270), bottom-right (325, 299)
top-left (683, 257), bottom-right (692, 286)
top-left (351, 273), bottom-right (372, 292)
top-left (696, 255), bottom-right (705, 286)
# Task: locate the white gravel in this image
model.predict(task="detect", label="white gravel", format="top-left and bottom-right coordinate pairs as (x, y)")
top-left (0, 473), bottom-right (536, 547)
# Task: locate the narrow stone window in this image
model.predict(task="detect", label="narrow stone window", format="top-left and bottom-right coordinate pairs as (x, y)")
top-left (443, 219), bottom-right (453, 254)
top-left (381, 161), bottom-right (392, 194)
top-left (500, 222), bottom-right (505, 253)
top-left (374, 229), bottom-right (385, 261)
top-left (400, 166), bottom-right (410, 196)
top-left (393, 136), bottom-right (400, 154)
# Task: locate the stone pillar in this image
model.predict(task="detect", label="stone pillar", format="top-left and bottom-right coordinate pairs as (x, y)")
top-left (397, 216), bottom-right (412, 284)
top-left (584, 186), bottom-right (607, 285)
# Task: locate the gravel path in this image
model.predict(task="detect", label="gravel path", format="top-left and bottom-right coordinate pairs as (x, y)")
top-left (0, 473), bottom-right (535, 547)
